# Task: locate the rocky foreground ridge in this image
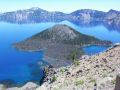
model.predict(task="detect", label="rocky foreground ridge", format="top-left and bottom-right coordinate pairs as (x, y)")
top-left (2, 43), bottom-right (120, 90)
top-left (37, 44), bottom-right (120, 90)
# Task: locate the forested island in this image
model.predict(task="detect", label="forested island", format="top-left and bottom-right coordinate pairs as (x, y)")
top-left (14, 24), bottom-right (112, 67)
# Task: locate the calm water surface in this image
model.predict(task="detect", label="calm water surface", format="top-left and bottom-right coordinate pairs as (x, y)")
top-left (0, 21), bottom-right (120, 85)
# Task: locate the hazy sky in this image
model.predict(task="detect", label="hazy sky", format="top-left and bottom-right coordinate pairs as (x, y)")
top-left (0, 0), bottom-right (120, 13)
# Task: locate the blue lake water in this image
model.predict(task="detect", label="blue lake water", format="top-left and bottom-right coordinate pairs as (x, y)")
top-left (0, 21), bottom-right (120, 85)
top-left (0, 22), bottom-right (56, 85)
top-left (82, 45), bottom-right (109, 55)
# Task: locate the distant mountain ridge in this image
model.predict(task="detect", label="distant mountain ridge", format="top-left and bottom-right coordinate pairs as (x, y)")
top-left (0, 7), bottom-right (120, 29)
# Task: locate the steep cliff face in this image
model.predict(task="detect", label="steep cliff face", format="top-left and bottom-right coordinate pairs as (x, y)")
top-left (103, 10), bottom-right (120, 30)
top-left (105, 9), bottom-right (119, 20)
top-left (104, 10), bottom-right (120, 25)
top-left (70, 9), bottom-right (105, 21)
top-left (0, 7), bottom-right (66, 23)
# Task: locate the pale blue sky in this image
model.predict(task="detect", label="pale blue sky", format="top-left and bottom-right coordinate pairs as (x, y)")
top-left (0, 0), bottom-right (120, 13)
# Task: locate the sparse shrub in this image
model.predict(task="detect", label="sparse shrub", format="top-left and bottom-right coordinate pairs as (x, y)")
top-left (109, 59), bottom-right (112, 61)
top-left (73, 59), bottom-right (80, 66)
top-left (75, 80), bottom-right (84, 86)
top-left (70, 51), bottom-right (77, 61)
top-left (67, 50), bottom-right (84, 61)
top-left (67, 50), bottom-right (78, 61)
top-left (53, 87), bottom-right (59, 90)
top-left (51, 76), bottom-right (57, 83)
top-left (90, 79), bottom-right (96, 83)
top-left (63, 80), bottom-right (69, 86)
top-left (66, 50), bottom-right (81, 66)
top-left (111, 79), bottom-right (116, 84)
top-left (88, 77), bottom-right (96, 83)
top-left (60, 68), bottom-right (65, 74)
top-left (44, 67), bottom-right (49, 74)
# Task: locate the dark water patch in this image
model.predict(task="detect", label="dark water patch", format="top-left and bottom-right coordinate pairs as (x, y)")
top-left (0, 79), bottom-right (16, 88)
top-left (27, 63), bottom-right (44, 85)
top-left (0, 59), bottom-right (48, 87)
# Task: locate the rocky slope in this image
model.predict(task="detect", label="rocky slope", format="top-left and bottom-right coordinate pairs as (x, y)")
top-left (2, 43), bottom-right (120, 90)
top-left (14, 24), bottom-right (111, 67)
top-left (0, 8), bottom-right (120, 30)
top-left (36, 43), bottom-right (120, 90)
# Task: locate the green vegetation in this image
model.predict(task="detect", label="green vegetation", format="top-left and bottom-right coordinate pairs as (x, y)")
top-left (15, 24), bottom-right (112, 65)
top-left (109, 59), bottom-right (113, 61)
top-left (53, 87), bottom-right (59, 90)
top-left (67, 50), bottom-right (81, 65)
top-left (111, 79), bottom-right (116, 84)
top-left (60, 67), bottom-right (65, 74)
top-left (70, 51), bottom-right (77, 61)
top-left (88, 77), bottom-right (96, 83)
top-left (44, 67), bottom-right (49, 74)
top-left (63, 80), bottom-right (69, 86)
top-left (73, 59), bottom-right (81, 66)
top-left (32, 24), bottom-right (111, 46)
top-left (90, 79), bottom-right (96, 83)
top-left (75, 80), bottom-right (84, 86)
top-left (51, 76), bottom-right (57, 83)
top-left (67, 50), bottom-right (83, 60)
